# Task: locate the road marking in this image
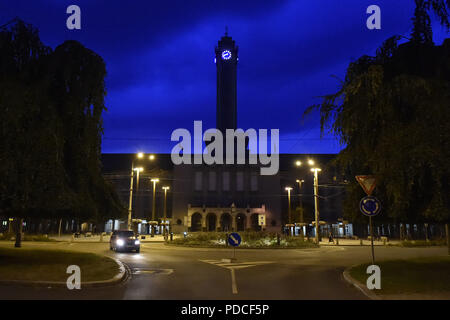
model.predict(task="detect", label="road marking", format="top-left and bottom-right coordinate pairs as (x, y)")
top-left (132, 268), bottom-right (174, 275)
top-left (231, 269), bottom-right (238, 294)
top-left (200, 260), bottom-right (273, 294)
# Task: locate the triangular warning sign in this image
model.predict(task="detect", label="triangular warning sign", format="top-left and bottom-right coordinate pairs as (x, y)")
top-left (355, 175), bottom-right (377, 196)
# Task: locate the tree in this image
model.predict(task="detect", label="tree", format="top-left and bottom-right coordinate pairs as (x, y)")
top-left (306, 37), bottom-right (450, 227)
top-left (0, 20), bottom-right (125, 246)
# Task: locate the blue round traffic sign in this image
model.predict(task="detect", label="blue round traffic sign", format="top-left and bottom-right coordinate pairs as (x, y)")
top-left (228, 233), bottom-right (241, 247)
top-left (359, 196), bottom-right (382, 217)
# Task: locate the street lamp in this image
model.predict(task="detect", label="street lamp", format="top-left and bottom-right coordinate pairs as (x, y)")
top-left (311, 167), bottom-right (322, 244)
top-left (296, 179), bottom-right (305, 238)
top-left (150, 178), bottom-right (159, 236)
top-left (128, 153), bottom-right (156, 230)
top-left (295, 160), bottom-right (302, 167)
top-left (128, 153), bottom-right (145, 230)
top-left (285, 187), bottom-right (293, 236)
top-left (162, 186), bottom-right (170, 237)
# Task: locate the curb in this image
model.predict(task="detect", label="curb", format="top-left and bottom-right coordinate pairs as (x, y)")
top-left (342, 265), bottom-right (381, 300)
top-left (0, 258), bottom-right (130, 288)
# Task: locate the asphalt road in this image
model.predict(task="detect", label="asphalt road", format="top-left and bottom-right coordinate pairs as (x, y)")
top-left (0, 241), bottom-right (446, 300)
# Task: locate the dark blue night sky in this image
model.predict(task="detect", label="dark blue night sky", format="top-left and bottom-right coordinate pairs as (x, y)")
top-left (1, 1), bottom-right (448, 154)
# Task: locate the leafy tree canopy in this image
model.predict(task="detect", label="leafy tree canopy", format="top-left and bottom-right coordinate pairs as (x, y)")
top-left (0, 20), bottom-right (125, 222)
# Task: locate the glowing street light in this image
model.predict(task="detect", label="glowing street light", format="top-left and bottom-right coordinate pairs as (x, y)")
top-left (162, 186), bottom-right (170, 237)
top-left (150, 178), bottom-right (160, 237)
top-left (285, 187), bottom-right (293, 236)
top-left (308, 159), bottom-right (315, 166)
top-left (149, 154), bottom-right (155, 160)
top-left (128, 153), bottom-right (146, 230)
top-left (295, 160), bottom-right (302, 167)
top-left (311, 167), bottom-right (322, 244)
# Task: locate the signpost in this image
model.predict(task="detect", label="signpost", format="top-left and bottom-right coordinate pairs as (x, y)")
top-left (356, 175), bottom-right (381, 265)
top-left (228, 232), bottom-right (241, 260)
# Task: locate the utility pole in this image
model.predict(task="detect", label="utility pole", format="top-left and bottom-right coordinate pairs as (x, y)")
top-left (127, 165), bottom-right (135, 230)
top-left (162, 186), bottom-right (170, 237)
top-left (312, 168), bottom-right (322, 244)
top-left (150, 178), bottom-right (159, 236)
top-left (58, 218), bottom-right (62, 237)
top-left (285, 187), bottom-right (293, 236)
top-left (296, 179), bottom-right (305, 238)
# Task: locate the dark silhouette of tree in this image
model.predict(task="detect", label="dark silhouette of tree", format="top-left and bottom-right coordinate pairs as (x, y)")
top-left (412, 0), bottom-right (434, 44)
top-left (306, 36), bottom-right (450, 226)
top-left (411, 0), bottom-right (450, 44)
top-left (0, 20), bottom-right (125, 246)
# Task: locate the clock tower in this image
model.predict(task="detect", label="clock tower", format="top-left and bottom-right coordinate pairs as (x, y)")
top-left (215, 30), bottom-right (238, 133)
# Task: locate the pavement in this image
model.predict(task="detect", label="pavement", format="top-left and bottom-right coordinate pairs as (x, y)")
top-left (0, 240), bottom-right (447, 300)
top-left (50, 234), bottom-right (176, 243)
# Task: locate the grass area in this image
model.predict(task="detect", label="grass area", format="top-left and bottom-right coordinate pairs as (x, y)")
top-left (166, 231), bottom-right (318, 249)
top-left (349, 256), bottom-right (450, 295)
top-left (0, 247), bottom-right (119, 282)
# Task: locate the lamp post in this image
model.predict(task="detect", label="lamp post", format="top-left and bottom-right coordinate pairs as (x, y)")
top-left (128, 153), bottom-right (144, 230)
top-left (150, 178), bottom-right (159, 236)
top-left (162, 186), bottom-right (170, 237)
top-left (128, 153), bottom-right (155, 231)
top-left (311, 167), bottom-right (322, 244)
top-left (285, 187), bottom-right (293, 236)
top-left (296, 179), bottom-right (305, 238)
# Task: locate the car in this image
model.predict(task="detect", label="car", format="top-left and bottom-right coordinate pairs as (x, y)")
top-left (110, 230), bottom-right (140, 253)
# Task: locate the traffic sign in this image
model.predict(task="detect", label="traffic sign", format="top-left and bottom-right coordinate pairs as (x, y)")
top-left (355, 175), bottom-right (377, 196)
top-left (258, 214), bottom-right (266, 226)
top-left (359, 196), bottom-right (382, 217)
top-left (228, 233), bottom-right (241, 247)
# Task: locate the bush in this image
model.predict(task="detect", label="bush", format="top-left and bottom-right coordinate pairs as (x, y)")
top-left (168, 232), bottom-right (317, 248)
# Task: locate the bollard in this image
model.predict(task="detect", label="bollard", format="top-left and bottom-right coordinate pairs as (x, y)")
top-left (100, 233), bottom-right (103, 243)
top-left (336, 238), bottom-right (339, 246)
top-left (170, 232), bottom-right (173, 241)
top-left (71, 234), bottom-right (75, 243)
top-left (277, 233), bottom-right (281, 246)
top-left (360, 239), bottom-right (363, 246)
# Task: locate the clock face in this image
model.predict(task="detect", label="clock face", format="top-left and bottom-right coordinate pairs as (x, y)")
top-left (221, 50), bottom-right (232, 60)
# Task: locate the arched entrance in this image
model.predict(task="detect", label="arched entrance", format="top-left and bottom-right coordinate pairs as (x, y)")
top-left (250, 213), bottom-right (260, 231)
top-left (191, 213), bottom-right (202, 232)
top-left (220, 213), bottom-right (232, 232)
top-left (206, 213), bottom-right (217, 231)
top-left (236, 213), bottom-right (246, 231)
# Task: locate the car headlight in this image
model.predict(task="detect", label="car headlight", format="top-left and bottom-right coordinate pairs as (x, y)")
top-left (134, 240), bottom-right (140, 245)
top-left (116, 239), bottom-right (124, 246)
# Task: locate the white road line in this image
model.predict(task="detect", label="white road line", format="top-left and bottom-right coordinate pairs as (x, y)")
top-left (230, 269), bottom-right (238, 294)
top-left (200, 259), bottom-right (273, 295)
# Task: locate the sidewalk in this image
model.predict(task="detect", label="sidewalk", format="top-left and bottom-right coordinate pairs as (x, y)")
top-left (50, 234), bottom-right (182, 243)
top-left (319, 238), bottom-right (400, 246)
